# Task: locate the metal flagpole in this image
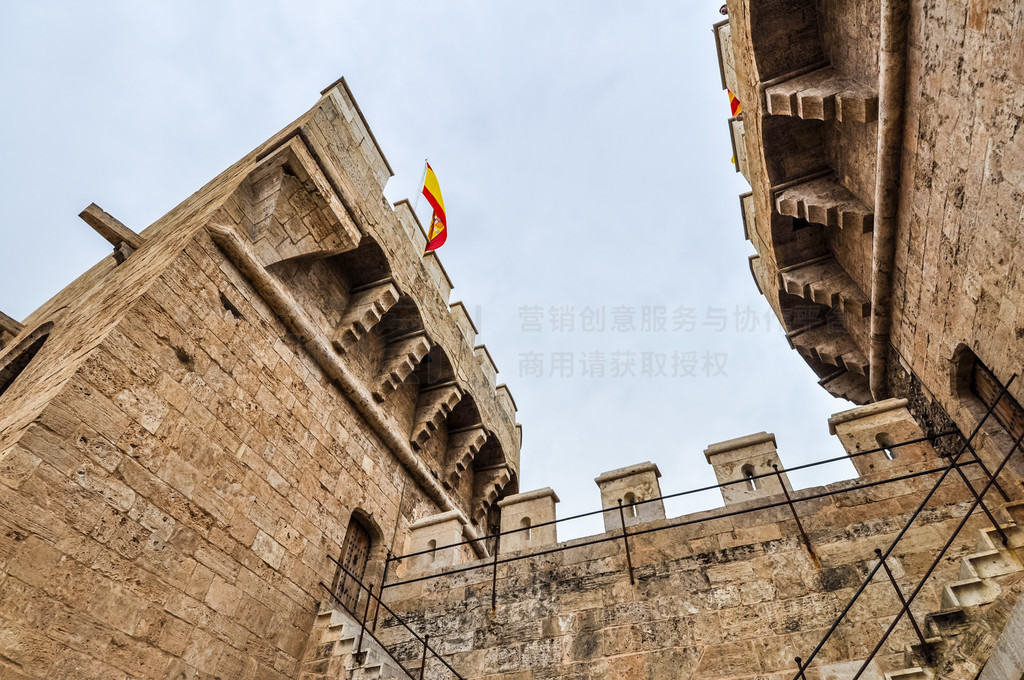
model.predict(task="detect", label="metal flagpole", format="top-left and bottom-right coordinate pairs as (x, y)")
top-left (412, 158), bottom-right (429, 214)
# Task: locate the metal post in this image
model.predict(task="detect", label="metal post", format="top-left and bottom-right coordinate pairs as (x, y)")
top-left (789, 375), bottom-right (1017, 680)
top-left (419, 634), bottom-right (430, 679)
top-left (372, 552), bottom-right (391, 633)
top-left (794, 657), bottom-right (806, 680)
top-left (875, 549), bottom-right (930, 655)
top-left (617, 499), bottom-right (635, 585)
top-left (946, 456), bottom-right (1011, 545)
top-left (961, 436), bottom-right (1011, 502)
top-left (356, 581), bottom-right (374, 661)
top-left (773, 464), bottom-right (818, 566)
top-left (491, 530), bottom-right (501, 614)
top-left (848, 422), bottom-right (1024, 680)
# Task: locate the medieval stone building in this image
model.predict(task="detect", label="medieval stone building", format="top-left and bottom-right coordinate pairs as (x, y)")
top-left (0, 1), bottom-right (1022, 679)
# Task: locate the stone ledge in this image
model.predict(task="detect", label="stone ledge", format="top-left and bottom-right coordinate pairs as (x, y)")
top-left (498, 487), bottom-right (560, 508)
top-left (828, 397), bottom-right (910, 434)
top-left (408, 510), bottom-right (463, 531)
top-left (595, 461), bottom-right (661, 485)
top-left (704, 431), bottom-right (777, 461)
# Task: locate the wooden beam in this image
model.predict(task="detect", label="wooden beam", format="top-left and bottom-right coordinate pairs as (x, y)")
top-left (79, 203), bottom-right (143, 249)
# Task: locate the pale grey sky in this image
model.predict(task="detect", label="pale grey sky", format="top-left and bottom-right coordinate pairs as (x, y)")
top-left (0, 1), bottom-right (856, 538)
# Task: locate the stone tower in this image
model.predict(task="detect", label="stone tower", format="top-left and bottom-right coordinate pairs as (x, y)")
top-left (0, 78), bottom-right (520, 679)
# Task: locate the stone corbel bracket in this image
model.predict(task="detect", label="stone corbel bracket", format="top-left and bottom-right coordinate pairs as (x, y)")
top-left (207, 225), bottom-right (491, 557)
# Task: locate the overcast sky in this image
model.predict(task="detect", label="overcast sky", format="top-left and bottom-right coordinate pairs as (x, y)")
top-left (0, 1), bottom-right (858, 539)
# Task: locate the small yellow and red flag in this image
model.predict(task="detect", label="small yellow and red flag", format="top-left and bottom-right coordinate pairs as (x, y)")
top-left (727, 89), bottom-right (742, 117)
top-left (422, 163), bottom-right (447, 252)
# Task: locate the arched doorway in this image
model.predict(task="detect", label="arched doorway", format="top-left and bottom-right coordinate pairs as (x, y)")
top-left (334, 516), bottom-right (372, 614)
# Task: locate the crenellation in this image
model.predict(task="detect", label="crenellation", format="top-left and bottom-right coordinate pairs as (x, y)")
top-left (449, 301), bottom-right (478, 348)
top-left (704, 432), bottom-right (790, 505)
top-left (391, 199), bottom-right (428, 255)
top-left (828, 398), bottom-right (933, 477)
top-left (0, 0), bottom-right (1019, 671)
top-left (595, 462), bottom-right (666, 531)
top-left (498, 488), bottom-right (560, 554)
top-left (474, 344), bottom-right (498, 390)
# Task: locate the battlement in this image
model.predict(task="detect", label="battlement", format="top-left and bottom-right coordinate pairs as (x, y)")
top-left (391, 398), bottom-right (964, 583)
top-left (0, 78), bottom-right (520, 555)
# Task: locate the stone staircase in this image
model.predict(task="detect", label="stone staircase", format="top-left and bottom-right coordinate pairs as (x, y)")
top-left (301, 602), bottom-right (416, 680)
top-left (881, 501), bottom-right (1024, 680)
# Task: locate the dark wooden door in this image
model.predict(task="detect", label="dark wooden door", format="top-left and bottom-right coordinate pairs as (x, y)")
top-left (972, 361), bottom-right (1024, 444)
top-left (335, 519), bottom-right (371, 613)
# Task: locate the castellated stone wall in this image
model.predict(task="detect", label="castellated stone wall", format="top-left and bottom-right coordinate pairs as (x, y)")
top-left (375, 413), bottom-right (1022, 680)
top-left (0, 79), bottom-right (519, 679)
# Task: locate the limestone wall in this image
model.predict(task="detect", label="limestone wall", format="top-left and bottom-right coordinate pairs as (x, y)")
top-left (0, 79), bottom-right (521, 679)
top-left (379, 441), bottom-right (1010, 679)
top-left (886, 0), bottom-right (1024, 473)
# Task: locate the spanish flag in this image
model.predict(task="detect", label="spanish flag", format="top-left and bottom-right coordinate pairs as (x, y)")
top-left (728, 89), bottom-right (742, 117)
top-left (422, 163), bottom-right (447, 252)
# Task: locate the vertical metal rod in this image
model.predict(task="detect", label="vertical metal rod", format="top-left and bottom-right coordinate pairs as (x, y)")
top-left (789, 374), bottom-right (1016, 679)
top-left (947, 456), bottom-right (1011, 545)
top-left (617, 499), bottom-right (635, 585)
top-left (372, 552), bottom-right (391, 633)
top-left (356, 581), bottom-right (374, 660)
top-left (419, 633), bottom-right (430, 679)
top-left (773, 464), bottom-right (818, 566)
top-left (874, 549), bottom-right (929, 653)
top-left (849, 421), bottom-right (1024, 680)
top-left (491, 531), bottom-right (501, 614)
top-left (961, 436), bottom-right (1011, 502)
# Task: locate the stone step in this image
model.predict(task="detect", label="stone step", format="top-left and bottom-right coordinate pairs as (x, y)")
top-left (977, 524), bottom-right (1024, 552)
top-left (961, 547), bottom-right (1022, 580)
top-left (1004, 501), bottom-right (1024, 526)
top-left (941, 577), bottom-right (1001, 609)
top-left (924, 607), bottom-right (967, 638)
top-left (903, 638), bottom-right (945, 671)
top-left (884, 667), bottom-right (934, 680)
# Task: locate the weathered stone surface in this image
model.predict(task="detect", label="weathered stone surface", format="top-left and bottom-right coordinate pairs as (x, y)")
top-left (0, 79), bottom-right (520, 679)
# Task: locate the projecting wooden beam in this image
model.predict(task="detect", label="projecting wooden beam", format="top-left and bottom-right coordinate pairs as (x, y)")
top-left (79, 203), bottom-right (143, 250)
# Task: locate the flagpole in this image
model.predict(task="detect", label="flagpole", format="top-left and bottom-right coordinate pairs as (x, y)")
top-left (412, 158), bottom-right (429, 214)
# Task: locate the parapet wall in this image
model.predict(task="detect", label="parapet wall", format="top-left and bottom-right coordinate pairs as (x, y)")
top-left (377, 402), bottom-right (1020, 679)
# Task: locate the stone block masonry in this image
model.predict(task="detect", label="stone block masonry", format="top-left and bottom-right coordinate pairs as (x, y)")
top-left (378, 416), bottom-right (1022, 680)
top-left (0, 78), bottom-right (520, 679)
